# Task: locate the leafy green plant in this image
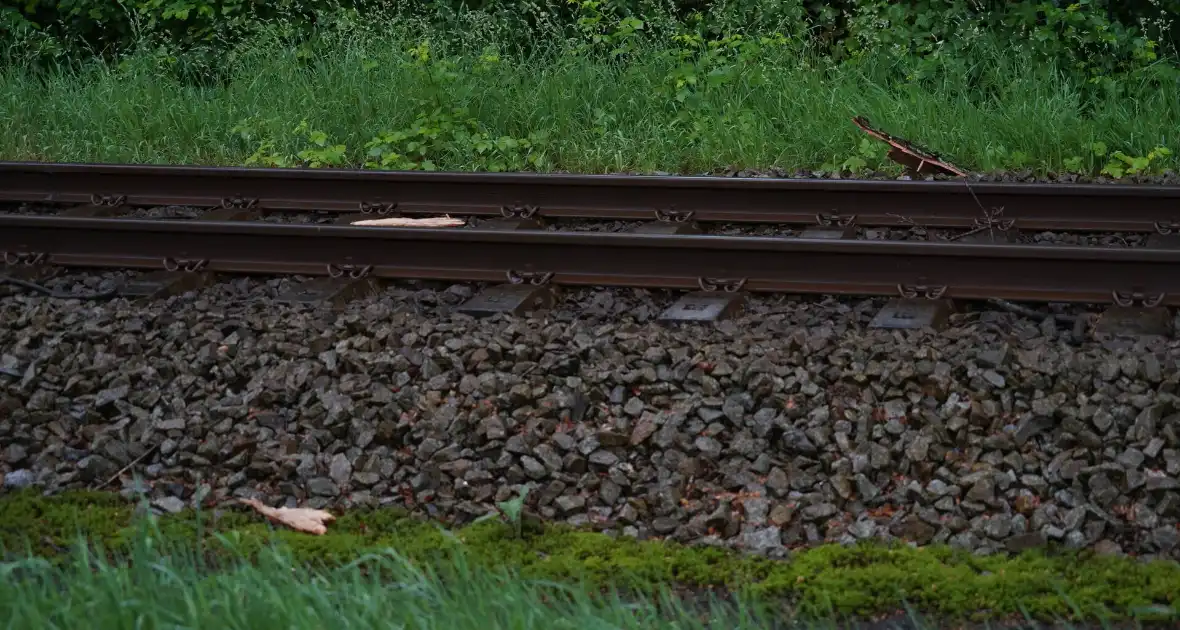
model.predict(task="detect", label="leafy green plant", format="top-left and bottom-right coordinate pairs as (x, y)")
top-left (657, 29), bottom-right (790, 151)
top-left (232, 106), bottom-right (549, 172)
top-left (660, 32), bottom-right (788, 107)
top-left (235, 117), bottom-right (348, 168)
top-left (980, 144), bottom-right (1034, 171)
top-left (232, 117), bottom-right (295, 168)
top-left (293, 120), bottom-right (348, 168)
top-left (234, 117), bottom-right (347, 168)
top-left (847, 137), bottom-right (888, 173)
top-left (1059, 141), bottom-right (1106, 174)
top-left (472, 44), bottom-right (503, 74)
top-left (820, 137), bottom-right (890, 175)
top-left (1100, 145), bottom-right (1173, 177)
top-left (1060, 142), bottom-right (1173, 177)
top-left (2, 0), bottom-right (347, 71)
top-left (567, 0), bottom-right (647, 58)
top-left (473, 484), bottom-right (532, 539)
top-left (363, 108), bottom-right (550, 172)
top-left (405, 40), bottom-right (460, 99)
top-left (837, 0), bottom-right (1173, 90)
top-left (1014, 0), bottom-right (1164, 84)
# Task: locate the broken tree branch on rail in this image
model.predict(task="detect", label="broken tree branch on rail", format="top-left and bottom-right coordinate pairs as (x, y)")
top-left (350, 217), bottom-right (465, 227)
top-left (853, 116), bottom-right (968, 177)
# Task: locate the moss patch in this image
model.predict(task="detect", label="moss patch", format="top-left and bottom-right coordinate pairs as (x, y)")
top-left (2, 490), bottom-right (1178, 623)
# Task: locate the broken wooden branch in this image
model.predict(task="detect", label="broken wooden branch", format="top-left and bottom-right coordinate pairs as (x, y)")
top-left (350, 216), bottom-right (465, 227)
top-left (853, 116), bottom-right (968, 177)
top-left (239, 498), bottom-right (337, 535)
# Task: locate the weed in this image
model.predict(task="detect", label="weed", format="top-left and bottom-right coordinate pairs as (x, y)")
top-left (1101, 146), bottom-right (1173, 178)
top-left (821, 137), bottom-right (891, 175)
top-left (473, 484), bottom-right (533, 539)
top-left (1060, 142), bottom-right (1174, 177)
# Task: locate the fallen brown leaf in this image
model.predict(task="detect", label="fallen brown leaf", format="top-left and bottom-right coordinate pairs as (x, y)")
top-left (350, 216), bottom-right (465, 227)
top-left (239, 498), bottom-right (336, 535)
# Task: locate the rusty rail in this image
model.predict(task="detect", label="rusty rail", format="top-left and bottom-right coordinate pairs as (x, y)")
top-left (3, 215), bottom-right (1179, 304)
top-left (3, 162), bottom-right (1180, 231)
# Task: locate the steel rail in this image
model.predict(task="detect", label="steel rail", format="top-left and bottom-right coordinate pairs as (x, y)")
top-left (2, 215), bottom-right (1179, 304)
top-left (2, 162), bottom-right (1180, 231)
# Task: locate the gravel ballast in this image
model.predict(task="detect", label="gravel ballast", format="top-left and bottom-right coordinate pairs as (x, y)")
top-left (2, 275), bottom-right (1180, 562)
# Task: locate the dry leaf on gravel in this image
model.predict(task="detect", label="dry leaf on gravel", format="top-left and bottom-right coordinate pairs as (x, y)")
top-left (239, 498), bottom-right (336, 535)
top-left (350, 216), bottom-right (465, 227)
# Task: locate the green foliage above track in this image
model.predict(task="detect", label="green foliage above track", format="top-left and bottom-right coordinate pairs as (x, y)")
top-left (3, 0), bottom-right (1177, 78)
top-left (1, 0), bottom-right (1177, 175)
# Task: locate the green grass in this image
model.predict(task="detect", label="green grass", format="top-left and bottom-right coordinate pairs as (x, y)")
top-left (2, 526), bottom-right (771, 630)
top-left (2, 490), bottom-right (1179, 626)
top-left (0, 26), bottom-right (1177, 175)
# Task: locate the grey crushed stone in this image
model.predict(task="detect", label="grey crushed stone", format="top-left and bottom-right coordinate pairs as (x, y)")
top-left (2, 468), bottom-right (35, 489)
top-left (153, 495), bottom-right (187, 514)
top-left (2, 273), bottom-right (1180, 563)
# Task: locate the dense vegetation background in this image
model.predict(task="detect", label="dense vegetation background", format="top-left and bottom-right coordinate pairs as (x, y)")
top-left (1, 1), bottom-right (1177, 173)
top-left (4, 1), bottom-right (1176, 74)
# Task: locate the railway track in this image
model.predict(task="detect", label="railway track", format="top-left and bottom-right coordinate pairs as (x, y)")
top-left (2, 161), bottom-right (1180, 331)
top-left (3, 161), bottom-right (1180, 231)
top-left (10, 162), bottom-right (1180, 572)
